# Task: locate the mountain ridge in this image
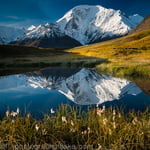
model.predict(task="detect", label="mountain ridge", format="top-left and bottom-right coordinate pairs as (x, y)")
top-left (0, 5), bottom-right (143, 48)
top-left (0, 26), bottom-right (26, 44)
top-left (57, 5), bottom-right (143, 45)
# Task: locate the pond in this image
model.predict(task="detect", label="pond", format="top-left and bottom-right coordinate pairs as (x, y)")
top-left (0, 68), bottom-right (149, 117)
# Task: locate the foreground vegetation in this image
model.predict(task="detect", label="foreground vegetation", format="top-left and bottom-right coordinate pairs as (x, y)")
top-left (0, 105), bottom-right (150, 149)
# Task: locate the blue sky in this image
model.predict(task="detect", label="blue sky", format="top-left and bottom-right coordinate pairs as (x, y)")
top-left (0, 0), bottom-right (150, 27)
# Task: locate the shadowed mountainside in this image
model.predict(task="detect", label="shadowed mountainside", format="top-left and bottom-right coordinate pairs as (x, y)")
top-left (0, 44), bottom-right (68, 57)
top-left (10, 35), bottom-right (82, 48)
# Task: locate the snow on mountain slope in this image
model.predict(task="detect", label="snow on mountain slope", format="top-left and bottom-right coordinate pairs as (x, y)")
top-left (26, 23), bottom-right (65, 39)
top-left (27, 25), bottom-right (36, 31)
top-left (0, 5), bottom-right (143, 46)
top-left (27, 68), bottom-right (142, 105)
top-left (13, 23), bottom-right (82, 48)
top-left (57, 5), bottom-right (143, 44)
top-left (0, 26), bottom-right (26, 44)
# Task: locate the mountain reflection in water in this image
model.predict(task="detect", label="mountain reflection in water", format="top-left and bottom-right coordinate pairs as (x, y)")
top-left (0, 68), bottom-right (149, 116)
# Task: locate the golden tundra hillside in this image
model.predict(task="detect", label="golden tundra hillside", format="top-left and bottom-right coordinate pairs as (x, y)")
top-left (69, 16), bottom-right (150, 80)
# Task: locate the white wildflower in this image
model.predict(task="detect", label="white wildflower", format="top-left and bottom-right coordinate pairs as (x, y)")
top-left (26, 113), bottom-right (30, 118)
top-left (71, 120), bottom-right (74, 126)
top-left (109, 129), bottom-right (112, 135)
top-left (96, 107), bottom-right (105, 117)
top-left (102, 105), bottom-right (105, 112)
top-left (113, 122), bottom-right (116, 129)
top-left (132, 117), bottom-right (138, 125)
top-left (103, 118), bottom-right (108, 125)
top-left (62, 116), bottom-right (67, 123)
top-left (88, 127), bottom-right (91, 133)
top-left (5, 110), bottom-right (10, 117)
top-left (112, 110), bottom-right (116, 121)
top-left (113, 115), bottom-right (115, 121)
top-left (96, 109), bottom-right (102, 117)
top-left (118, 113), bottom-right (121, 118)
top-left (35, 124), bottom-right (39, 131)
top-left (50, 108), bottom-right (55, 114)
top-left (97, 144), bottom-right (102, 150)
top-left (81, 130), bottom-right (87, 135)
top-left (42, 129), bottom-right (47, 135)
top-left (113, 109), bottom-right (116, 116)
top-left (16, 108), bottom-right (20, 114)
top-left (141, 132), bottom-right (144, 135)
top-left (10, 111), bottom-right (18, 117)
top-left (70, 129), bottom-right (76, 133)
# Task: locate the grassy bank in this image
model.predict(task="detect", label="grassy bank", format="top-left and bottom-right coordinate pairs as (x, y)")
top-left (0, 105), bottom-right (150, 149)
top-left (69, 29), bottom-right (150, 80)
top-left (67, 30), bottom-right (150, 95)
top-left (0, 44), bottom-right (106, 76)
top-left (0, 45), bottom-right (66, 75)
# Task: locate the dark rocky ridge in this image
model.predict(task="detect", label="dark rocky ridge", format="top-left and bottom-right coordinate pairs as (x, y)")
top-left (10, 35), bottom-right (81, 48)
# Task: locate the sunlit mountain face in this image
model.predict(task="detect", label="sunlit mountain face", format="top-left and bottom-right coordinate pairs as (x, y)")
top-left (0, 5), bottom-right (143, 48)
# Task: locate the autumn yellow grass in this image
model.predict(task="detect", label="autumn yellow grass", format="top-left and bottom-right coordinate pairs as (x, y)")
top-left (68, 29), bottom-right (150, 79)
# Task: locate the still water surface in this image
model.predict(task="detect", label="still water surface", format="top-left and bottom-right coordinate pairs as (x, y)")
top-left (0, 68), bottom-right (149, 116)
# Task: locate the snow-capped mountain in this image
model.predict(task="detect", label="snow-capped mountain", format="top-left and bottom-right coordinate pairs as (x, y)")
top-left (27, 25), bottom-right (36, 31)
top-left (27, 68), bottom-right (142, 105)
top-left (26, 23), bottom-right (64, 39)
top-left (57, 5), bottom-right (143, 44)
top-left (0, 26), bottom-right (26, 44)
top-left (17, 5), bottom-right (143, 46)
top-left (11, 23), bottom-right (81, 48)
top-left (1, 5), bottom-right (143, 47)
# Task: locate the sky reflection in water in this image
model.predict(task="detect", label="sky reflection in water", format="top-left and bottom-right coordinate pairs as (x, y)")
top-left (0, 69), bottom-right (149, 116)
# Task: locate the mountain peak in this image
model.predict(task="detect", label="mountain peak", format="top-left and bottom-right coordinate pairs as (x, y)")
top-left (27, 25), bottom-right (36, 31)
top-left (0, 5), bottom-right (144, 47)
top-left (57, 5), bottom-right (143, 45)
